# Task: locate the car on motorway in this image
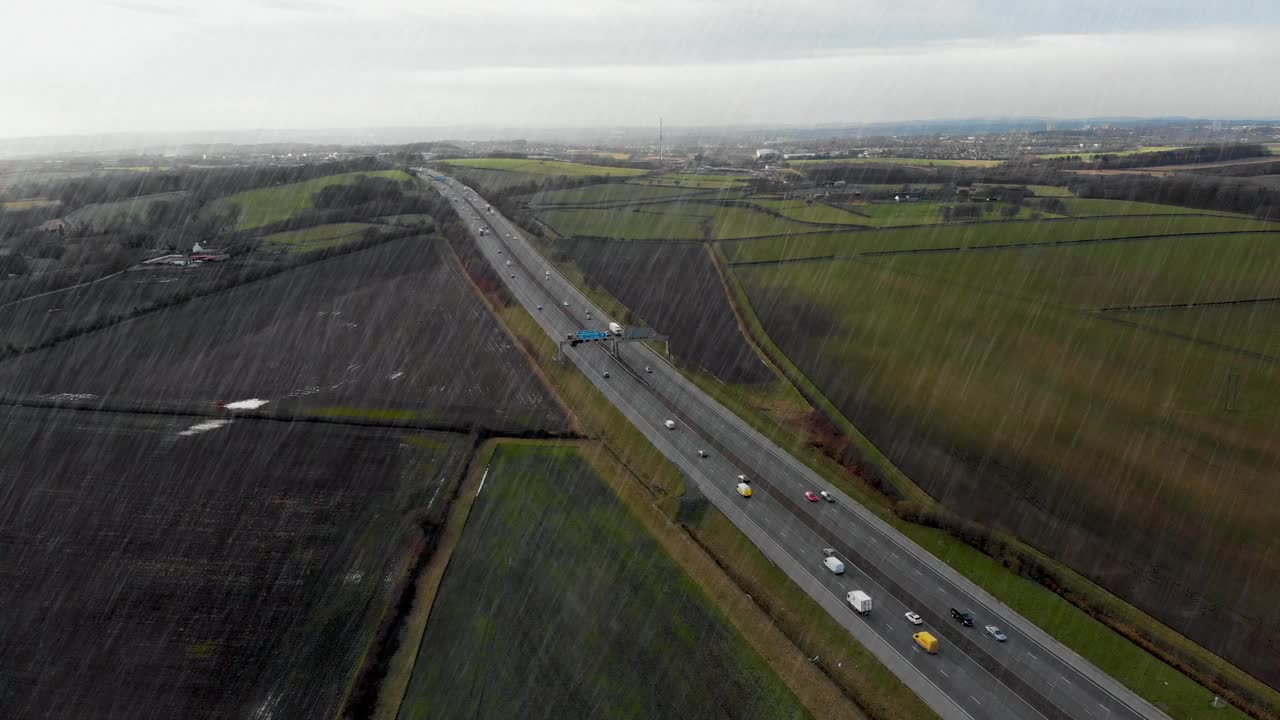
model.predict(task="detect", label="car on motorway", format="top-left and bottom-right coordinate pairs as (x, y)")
top-left (950, 608), bottom-right (974, 627)
top-left (505, 260), bottom-right (511, 266)
top-left (985, 625), bottom-right (1007, 642)
top-left (602, 371), bottom-right (610, 378)
top-left (697, 450), bottom-right (707, 458)
top-left (804, 491), bottom-right (819, 502)
top-left (736, 473), bottom-right (748, 483)
top-left (644, 366), bottom-right (652, 373)
top-left (736, 483), bottom-right (752, 497)
top-left (905, 611), bottom-right (923, 625)
top-left (913, 632), bottom-right (939, 654)
top-left (562, 300), bottom-right (569, 306)
top-left (664, 420), bottom-right (676, 429)
top-left (818, 490), bottom-right (834, 502)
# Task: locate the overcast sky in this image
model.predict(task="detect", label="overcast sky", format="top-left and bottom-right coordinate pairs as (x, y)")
top-left (3, 0), bottom-right (1278, 138)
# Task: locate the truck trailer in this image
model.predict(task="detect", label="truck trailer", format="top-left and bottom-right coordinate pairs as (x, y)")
top-left (847, 590), bottom-right (872, 614)
top-left (608, 322), bottom-right (623, 336)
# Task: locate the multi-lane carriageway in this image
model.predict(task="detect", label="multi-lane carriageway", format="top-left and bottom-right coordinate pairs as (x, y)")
top-left (427, 172), bottom-right (1171, 720)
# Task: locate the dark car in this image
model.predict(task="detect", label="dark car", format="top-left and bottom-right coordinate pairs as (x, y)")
top-left (950, 608), bottom-right (974, 627)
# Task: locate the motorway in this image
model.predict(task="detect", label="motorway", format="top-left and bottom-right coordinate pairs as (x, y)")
top-left (426, 173), bottom-right (1172, 720)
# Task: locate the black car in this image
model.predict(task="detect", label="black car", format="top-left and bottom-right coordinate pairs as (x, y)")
top-left (950, 608), bottom-right (974, 627)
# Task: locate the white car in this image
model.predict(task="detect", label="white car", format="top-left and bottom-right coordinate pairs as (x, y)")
top-left (664, 420), bottom-right (676, 429)
top-left (819, 490), bottom-right (835, 503)
top-left (905, 611), bottom-right (923, 625)
top-left (697, 450), bottom-right (707, 458)
top-left (985, 625), bottom-right (1007, 642)
top-left (505, 260), bottom-right (512, 266)
top-left (737, 473), bottom-right (749, 483)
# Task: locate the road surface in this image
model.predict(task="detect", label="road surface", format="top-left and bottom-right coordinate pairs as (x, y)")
top-left (426, 173), bottom-right (1173, 720)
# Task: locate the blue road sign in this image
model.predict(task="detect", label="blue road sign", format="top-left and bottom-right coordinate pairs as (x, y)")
top-left (576, 330), bottom-right (611, 341)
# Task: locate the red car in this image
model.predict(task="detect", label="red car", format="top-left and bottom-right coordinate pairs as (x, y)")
top-left (804, 491), bottom-right (819, 502)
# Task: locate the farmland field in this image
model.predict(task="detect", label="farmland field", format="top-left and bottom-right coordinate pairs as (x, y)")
top-left (524, 182), bottom-right (723, 206)
top-left (733, 233), bottom-right (1280, 683)
top-left (0, 198), bottom-right (59, 211)
top-left (723, 214), bottom-right (1278, 263)
top-left (440, 158), bottom-right (647, 178)
top-left (211, 170), bottom-right (412, 230)
top-left (633, 172), bottom-right (752, 188)
top-left (260, 222), bottom-right (382, 254)
top-left (1054, 198), bottom-right (1245, 217)
top-left (0, 237), bottom-right (567, 432)
top-left (65, 191), bottom-right (188, 228)
top-left (750, 198), bottom-right (868, 225)
top-left (0, 258), bottom-right (283, 353)
top-left (551, 237), bottom-right (772, 383)
top-left (1026, 185), bottom-right (1074, 197)
top-left (872, 232), bottom-right (1280, 309)
top-left (0, 406), bottom-right (469, 720)
top-left (853, 201), bottom-right (1050, 227)
top-left (539, 201), bottom-right (825, 240)
top-left (789, 157), bottom-right (1003, 167)
top-left (396, 443), bottom-right (809, 720)
top-left (1116, 300), bottom-right (1280, 358)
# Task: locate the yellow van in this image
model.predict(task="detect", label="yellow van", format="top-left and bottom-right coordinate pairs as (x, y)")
top-left (913, 632), bottom-right (939, 654)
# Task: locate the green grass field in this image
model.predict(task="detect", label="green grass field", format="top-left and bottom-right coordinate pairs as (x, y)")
top-left (724, 214), bottom-right (1277, 263)
top-left (750, 198), bottom-right (869, 225)
top-left (539, 200), bottom-right (824, 240)
top-left (634, 172), bottom-right (752, 188)
top-left (1117, 301), bottom-right (1280, 358)
top-left (524, 182), bottom-right (718, 206)
top-left (790, 157), bottom-right (1003, 167)
top-left (65, 191), bottom-right (187, 227)
top-left (853, 201), bottom-right (1050, 227)
top-left (442, 158), bottom-right (647, 178)
top-left (212, 170), bottom-right (411, 230)
top-left (874, 232), bottom-right (1280, 309)
top-left (1037, 146), bottom-right (1191, 160)
top-left (733, 245), bottom-right (1280, 695)
top-left (1026, 185), bottom-right (1074, 197)
top-left (1055, 198), bottom-right (1246, 218)
top-left (0, 198), bottom-right (59, 212)
top-left (260, 222), bottom-right (381, 254)
top-left (396, 443), bottom-right (810, 720)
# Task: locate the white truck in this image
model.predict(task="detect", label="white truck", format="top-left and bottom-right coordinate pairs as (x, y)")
top-left (847, 590), bottom-right (873, 615)
top-left (823, 556), bottom-right (845, 574)
top-left (608, 322), bottom-right (623, 336)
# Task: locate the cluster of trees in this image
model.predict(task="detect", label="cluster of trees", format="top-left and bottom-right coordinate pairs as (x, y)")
top-left (1066, 172), bottom-right (1280, 218)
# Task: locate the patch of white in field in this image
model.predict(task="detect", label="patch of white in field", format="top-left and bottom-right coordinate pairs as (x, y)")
top-left (224, 398), bottom-right (269, 410)
top-left (389, 370), bottom-right (405, 380)
top-left (43, 392), bottom-right (99, 401)
top-left (179, 419), bottom-right (231, 436)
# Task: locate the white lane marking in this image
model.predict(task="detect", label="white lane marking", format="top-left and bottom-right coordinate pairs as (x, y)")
top-left (1026, 652), bottom-right (1038, 661)
top-left (939, 668), bottom-right (949, 678)
top-left (884, 624), bottom-right (893, 632)
top-left (476, 466), bottom-right (490, 497)
top-left (970, 696), bottom-right (982, 706)
top-left (1059, 676), bottom-right (1072, 685)
top-left (914, 569), bottom-right (923, 576)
